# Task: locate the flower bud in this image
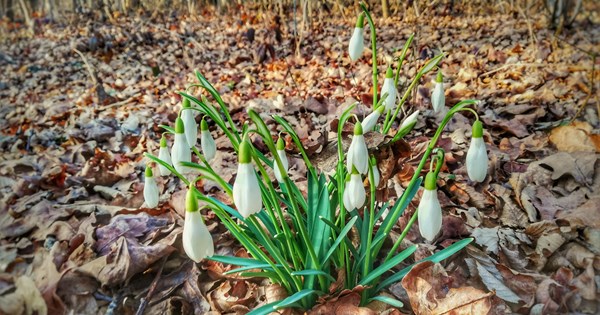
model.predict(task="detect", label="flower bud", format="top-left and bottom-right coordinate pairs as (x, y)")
top-left (399, 110), bottom-right (420, 132)
top-left (431, 70), bottom-right (445, 113)
top-left (233, 139), bottom-right (263, 217)
top-left (466, 120), bottom-right (488, 182)
top-left (158, 135), bottom-right (172, 176)
top-left (347, 169), bottom-right (366, 210)
top-left (370, 158), bottom-right (380, 187)
top-left (361, 104), bottom-right (384, 133)
top-left (200, 118), bottom-right (216, 161)
top-left (346, 123), bottom-right (369, 175)
top-left (143, 166), bottom-right (159, 208)
top-left (381, 67), bottom-right (397, 112)
top-left (274, 138), bottom-right (289, 183)
top-left (172, 117), bottom-right (192, 174)
top-left (348, 13), bottom-right (365, 61)
top-left (181, 98), bottom-right (198, 148)
top-left (418, 172), bottom-right (442, 242)
top-left (183, 186), bottom-right (214, 262)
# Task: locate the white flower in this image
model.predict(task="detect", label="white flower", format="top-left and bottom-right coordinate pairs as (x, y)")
top-left (346, 123), bottom-right (369, 175)
top-left (200, 119), bottom-right (216, 161)
top-left (347, 172), bottom-right (366, 209)
top-left (158, 136), bottom-right (172, 176)
top-left (273, 138), bottom-right (288, 183)
top-left (143, 166), bottom-right (159, 208)
top-left (466, 120), bottom-right (488, 182)
top-left (233, 140), bottom-right (263, 217)
top-left (348, 14), bottom-right (365, 61)
top-left (183, 187), bottom-right (214, 262)
top-left (343, 177), bottom-right (353, 211)
top-left (361, 105), bottom-right (384, 133)
top-left (431, 71), bottom-right (445, 113)
top-left (399, 110), bottom-right (420, 131)
top-left (172, 117), bottom-right (192, 174)
top-left (381, 67), bottom-right (397, 112)
top-left (418, 172), bottom-right (442, 242)
top-left (370, 161), bottom-right (380, 187)
top-left (181, 98), bottom-right (198, 148)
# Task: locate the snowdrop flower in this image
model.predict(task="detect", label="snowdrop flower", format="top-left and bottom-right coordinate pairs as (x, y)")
top-left (348, 13), bottom-right (365, 61)
top-left (466, 120), bottom-right (488, 182)
top-left (361, 104), bottom-right (384, 133)
top-left (181, 98), bottom-right (198, 148)
top-left (183, 186), bottom-right (214, 263)
top-left (171, 117), bottom-right (192, 174)
top-left (158, 135), bottom-right (172, 176)
top-left (342, 175), bottom-right (353, 211)
top-left (233, 139), bottom-right (263, 217)
top-left (399, 110), bottom-right (420, 132)
top-left (370, 157), bottom-right (380, 187)
top-left (418, 172), bottom-right (442, 242)
top-left (273, 137), bottom-right (289, 183)
top-left (431, 71), bottom-right (445, 113)
top-left (143, 166), bottom-right (159, 208)
top-left (381, 67), bottom-right (398, 112)
top-left (346, 122), bottom-right (369, 175)
top-left (200, 118), bottom-right (216, 161)
top-left (347, 168), bottom-right (366, 210)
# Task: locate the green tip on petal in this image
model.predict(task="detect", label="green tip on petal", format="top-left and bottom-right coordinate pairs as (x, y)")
top-left (386, 67), bottom-right (394, 78)
top-left (436, 70), bottom-right (443, 83)
top-left (351, 166), bottom-right (359, 175)
top-left (354, 122), bottom-right (363, 135)
top-left (185, 186), bottom-right (199, 212)
top-left (276, 137), bottom-right (285, 150)
top-left (160, 135), bottom-right (167, 147)
top-left (472, 120), bottom-right (483, 138)
top-left (356, 13), bottom-right (364, 28)
top-left (175, 117), bottom-right (185, 134)
top-left (239, 140), bottom-right (252, 164)
top-left (182, 97), bottom-right (191, 108)
top-left (145, 166), bottom-right (153, 177)
top-left (201, 118), bottom-right (208, 131)
top-left (345, 173), bottom-right (351, 182)
top-left (424, 172), bottom-right (437, 190)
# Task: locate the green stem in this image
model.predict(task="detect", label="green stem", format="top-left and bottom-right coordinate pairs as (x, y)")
top-left (360, 2), bottom-right (378, 108)
top-left (361, 160), bottom-right (378, 304)
top-left (394, 34), bottom-right (415, 87)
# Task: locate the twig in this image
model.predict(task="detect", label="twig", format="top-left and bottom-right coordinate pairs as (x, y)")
top-left (73, 48), bottom-right (98, 85)
top-left (480, 63), bottom-right (546, 77)
top-left (135, 256), bottom-right (168, 315)
top-left (101, 93), bottom-right (141, 110)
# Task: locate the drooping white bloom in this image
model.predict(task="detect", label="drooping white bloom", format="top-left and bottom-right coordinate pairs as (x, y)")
top-left (399, 110), bottom-right (420, 131)
top-left (346, 123), bottom-right (369, 175)
top-left (418, 172), bottom-right (442, 242)
top-left (361, 105), bottom-right (384, 133)
top-left (171, 117), bottom-right (192, 174)
top-left (347, 172), bottom-right (366, 210)
top-left (200, 119), bottom-right (216, 161)
top-left (183, 187), bottom-right (214, 263)
top-left (143, 166), bottom-right (159, 208)
top-left (273, 138), bottom-right (289, 183)
top-left (158, 135), bottom-right (172, 176)
top-left (233, 140), bottom-right (263, 217)
top-left (348, 14), bottom-right (365, 61)
top-left (466, 120), bottom-right (488, 182)
top-left (431, 71), bottom-right (445, 113)
top-left (381, 67), bottom-right (398, 112)
top-left (181, 98), bottom-right (198, 148)
top-left (342, 176), bottom-right (353, 211)
top-left (370, 161), bottom-right (380, 187)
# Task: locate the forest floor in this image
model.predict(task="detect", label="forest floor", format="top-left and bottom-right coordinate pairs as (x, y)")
top-left (0, 2), bottom-right (599, 314)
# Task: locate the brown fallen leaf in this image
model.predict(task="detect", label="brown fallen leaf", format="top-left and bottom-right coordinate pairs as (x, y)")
top-left (549, 121), bottom-right (600, 153)
top-left (0, 276), bottom-right (48, 315)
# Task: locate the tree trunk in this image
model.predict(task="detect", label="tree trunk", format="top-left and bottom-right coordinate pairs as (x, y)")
top-left (17, 0), bottom-right (34, 35)
top-left (381, 0), bottom-right (389, 18)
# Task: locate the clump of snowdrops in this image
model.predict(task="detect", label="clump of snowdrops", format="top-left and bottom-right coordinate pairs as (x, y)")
top-left (142, 3), bottom-right (488, 313)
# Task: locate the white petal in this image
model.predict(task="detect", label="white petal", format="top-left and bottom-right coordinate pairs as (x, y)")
top-left (348, 174), bottom-right (366, 209)
top-left (343, 181), bottom-right (353, 211)
top-left (233, 163), bottom-right (263, 218)
top-left (381, 78), bottom-right (398, 112)
top-left (143, 177), bottom-right (159, 208)
top-left (183, 210), bottom-right (214, 262)
top-left (351, 135), bottom-right (369, 174)
top-left (466, 137), bottom-right (488, 182)
top-left (181, 110), bottom-right (197, 148)
top-left (431, 82), bottom-right (445, 113)
top-left (361, 110), bottom-right (381, 133)
top-left (274, 149), bottom-right (289, 183)
top-left (201, 130), bottom-right (216, 161)
top-left (399, 110), bottom-right (420, 131)
top-left (158, 146), bottom-right (172, 176)
top-left (346, 139), bottom-right (355, 173)
top-left (371, 163), bottom-right (380, 187)
top-left (418, 189), bottom-right (442, 242)
top-left (348, 27), bottom-right (364, 61)
top-left (172, 133), bottom-right (192, 174)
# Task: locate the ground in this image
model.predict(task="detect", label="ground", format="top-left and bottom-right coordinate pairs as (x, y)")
top-left (0, 2), bottom-right (599, 314)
